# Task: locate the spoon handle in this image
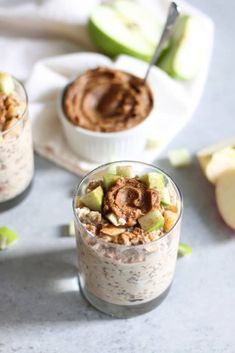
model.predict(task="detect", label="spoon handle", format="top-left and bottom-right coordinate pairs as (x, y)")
top-left (144, 2), bottom-right (180, 82)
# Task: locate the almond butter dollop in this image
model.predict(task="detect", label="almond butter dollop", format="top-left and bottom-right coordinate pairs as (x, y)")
top-left (103, 178), bottom-right (159, 227)
top-left (63, 67), bottom-right (153, 133)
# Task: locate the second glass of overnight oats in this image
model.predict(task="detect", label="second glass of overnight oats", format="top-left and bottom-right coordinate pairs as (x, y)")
top-left (73, 161), bottom-right (183, 317)
top-left (0, 72), bottom-right (34, 210)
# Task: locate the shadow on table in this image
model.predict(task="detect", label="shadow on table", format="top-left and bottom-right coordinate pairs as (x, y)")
top-left (154, 157), bottom-right (234, 244)
top-left (34, 153), bottom-right (78, 180)
top-left (34, 153), bottom-right (80, 196)
top-left (34, 153), bottom-right (59, 173)
top-left (0, 248), bottom-right (111, 326)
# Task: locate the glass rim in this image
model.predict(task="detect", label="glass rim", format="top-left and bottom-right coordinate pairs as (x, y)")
top-left (0, 76), bottom-right (28, 137)
top-left (72, 160), bottom-right (183, 249)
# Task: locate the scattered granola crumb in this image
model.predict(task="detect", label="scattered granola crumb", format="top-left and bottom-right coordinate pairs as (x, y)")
top-left (76, 207), bottom-right (102, 225)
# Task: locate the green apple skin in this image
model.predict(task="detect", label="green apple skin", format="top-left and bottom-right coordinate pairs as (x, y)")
top-left (88, 18), bottom-right (151, 62)
top-left (0, 226), bottom-right (19, 250)
top-left (157, 16), bottom-right (189, 79)
top-left (158, 15), bottom-right (206, 80)
top-left (88, 0), bottom-right (162, 62)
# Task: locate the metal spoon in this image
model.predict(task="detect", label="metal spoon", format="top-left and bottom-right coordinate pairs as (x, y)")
top-left (144, 2), bottom-right (180, 82)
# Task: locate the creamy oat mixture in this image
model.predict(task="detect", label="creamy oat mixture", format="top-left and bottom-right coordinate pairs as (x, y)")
top-left (75, 165), bottom-right (181, 306)
top-left (0, 73), bottom-right (34, 202)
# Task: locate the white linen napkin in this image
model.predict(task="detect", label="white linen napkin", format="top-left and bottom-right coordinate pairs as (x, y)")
top-left (0, 0), bottom-right (214, 175)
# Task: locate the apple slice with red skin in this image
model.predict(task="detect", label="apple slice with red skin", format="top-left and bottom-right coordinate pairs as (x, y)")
top-left (216, 169), bottom-right (235, 230)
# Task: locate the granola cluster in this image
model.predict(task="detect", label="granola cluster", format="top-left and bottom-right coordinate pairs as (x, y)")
top-left (77, 206), bottom-right (160, 245)
top-left (99, 226), bottom-right (161, 245)
top-left (0, 92), bottom-right (25, 133)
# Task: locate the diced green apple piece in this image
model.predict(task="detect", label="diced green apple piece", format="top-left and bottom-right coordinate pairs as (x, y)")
top-left (88, 0), bottom-right (162, 62)
top-left (103, 173), bottom-right (120, 190)
top-left (158, 16), bottom-right (207, 80)
top-left (80, 186), bottom-right (104, 212)
top-left (140, 172), bottom-right (165, 191)
top-left (178, 242), bottom-right (192, 257)
top-left (116, 165), bottom-right (134, 178)
top-left (146, 138), bottom-right (160, 150)
top-left (106, 165), bottom-right (117, 175)
top-left (0, 72), bottom-right (14, 95)
top-left (138, 209), bottom-right (164, 232)
top-left (168, 148), bottom-right (192, 168)
top-left (68, 220), bottom-right (75, 237)
top-left (0, 235), bottom-right (7, 250)
top-left (160, 187), bottom-right (171, 206)
top-left (0, 227), bottom-right (19, 250)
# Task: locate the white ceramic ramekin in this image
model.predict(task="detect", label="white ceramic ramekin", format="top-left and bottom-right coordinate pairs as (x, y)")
top-left (57, 61), bottom-right (157, 164)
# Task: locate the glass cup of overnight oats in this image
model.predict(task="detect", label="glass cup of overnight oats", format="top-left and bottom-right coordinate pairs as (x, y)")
top-left (73, 161), bottom-right (183, 318)
top-left (0, 73), bottom-right (34, 210)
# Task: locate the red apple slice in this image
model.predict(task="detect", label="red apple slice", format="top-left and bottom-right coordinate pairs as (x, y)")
top-left (216, 169), bottom-right (235, 230)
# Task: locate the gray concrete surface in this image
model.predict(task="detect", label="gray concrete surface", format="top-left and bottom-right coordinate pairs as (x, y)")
top-left (1, 0), bottom-right (235, 352)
